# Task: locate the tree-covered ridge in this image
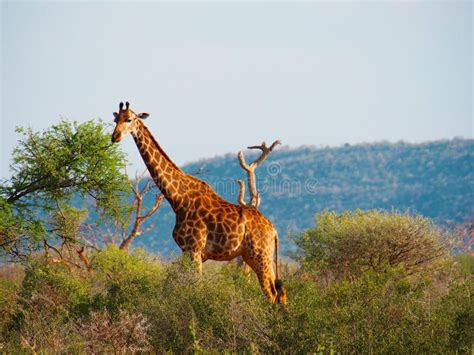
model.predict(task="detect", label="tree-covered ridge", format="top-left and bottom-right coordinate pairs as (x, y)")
top-left (135, 138), bottom-right (473, 255)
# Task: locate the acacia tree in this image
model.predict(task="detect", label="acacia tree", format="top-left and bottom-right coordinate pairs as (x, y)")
top-left (0, 120), bottom-right (129, 262)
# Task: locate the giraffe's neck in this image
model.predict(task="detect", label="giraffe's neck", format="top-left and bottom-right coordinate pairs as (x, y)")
top-left (131, 121), bottom-right (192, 212)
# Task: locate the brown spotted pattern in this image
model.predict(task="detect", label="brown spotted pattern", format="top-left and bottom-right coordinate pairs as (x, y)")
top-left (111, 102), bottom-right (286, 303)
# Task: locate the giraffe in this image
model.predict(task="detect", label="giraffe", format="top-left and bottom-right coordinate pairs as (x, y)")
top-left (111, 102), bottom-right (287, 304)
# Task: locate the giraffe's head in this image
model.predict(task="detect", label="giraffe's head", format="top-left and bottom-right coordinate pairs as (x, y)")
top-left (111, 101), bottom-right (150, 143)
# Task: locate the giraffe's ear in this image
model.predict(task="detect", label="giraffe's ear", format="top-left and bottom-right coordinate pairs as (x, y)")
top-left (137, 112), bottom-right (150, 119)
top-left (113, 112), bottom-right (119, 119)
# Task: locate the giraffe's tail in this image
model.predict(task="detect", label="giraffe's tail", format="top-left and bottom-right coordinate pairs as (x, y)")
top-left (274, 233), bottom-right (287, 305)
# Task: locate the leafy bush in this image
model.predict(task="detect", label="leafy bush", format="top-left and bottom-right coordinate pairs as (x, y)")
top-left (455, 253), bottom-right (474, 278)
top-left (90, 246), bottom-right (162, 313)
top-left (292, 210), bottom-right (447, 280)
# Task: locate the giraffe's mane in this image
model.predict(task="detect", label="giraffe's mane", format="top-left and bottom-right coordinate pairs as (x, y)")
top-left (138, 121), bottom-right (182, 172)
top-left (138, 120), bottom-right (225, 201)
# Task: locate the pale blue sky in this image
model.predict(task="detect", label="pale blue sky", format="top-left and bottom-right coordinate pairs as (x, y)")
top-left (1, 1), bottom-right (472, 178)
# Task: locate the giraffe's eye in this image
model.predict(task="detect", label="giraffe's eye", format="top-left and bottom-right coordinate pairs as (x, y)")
top-left (126, 119), bottom-right (132, 123)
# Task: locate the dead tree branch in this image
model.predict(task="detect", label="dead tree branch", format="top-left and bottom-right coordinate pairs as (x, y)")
top-left (237, 140), bottom-right (281, 208)
top-left (81, 169), bottom-right (164, 253)
top-left (119, 181), bottom-right (164, 251)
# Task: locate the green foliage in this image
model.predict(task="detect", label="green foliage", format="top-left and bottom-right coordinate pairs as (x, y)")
top-left (274, 269), bottom-right (413, 353)
top-left (90, 246), bottom-right (162, 313)
top-left (0, 270), bottom-right (21, 335)
top-left (292, 210), bottom-right (447, 279)
top-left (278, 268), bottom-right (472, 354)
top-left (434, 281), bottom-right (474, 352)
top-left (0, 119), bottom-right (129, 260)
top-left (3, 120), bottom-right (128, 209)
top-left (455, 253), bottom-right (474, 278)
top-left (0, 199), bottom-right (46, 257)
top-left (145, 258), bottom-right (269, 352)
top-left (1, 245), bottom-right (472, 353)
top-left (48, 205), bottom-right (89, 242)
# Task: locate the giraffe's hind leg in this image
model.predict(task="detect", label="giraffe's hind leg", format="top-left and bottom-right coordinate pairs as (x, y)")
top-left (244, 254), bottom-right (277, 302)
top-left (256, 265), bottom-right (278, 303)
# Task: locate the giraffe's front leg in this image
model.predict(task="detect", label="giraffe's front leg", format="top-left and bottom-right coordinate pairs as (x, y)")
top-left (190, 251), bottom-right (203, 275)
top-left (173, 218), bottom-right (206, 275)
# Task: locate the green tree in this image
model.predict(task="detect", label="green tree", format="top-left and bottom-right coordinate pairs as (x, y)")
top-left (0, 120), bottom-right (129, 261)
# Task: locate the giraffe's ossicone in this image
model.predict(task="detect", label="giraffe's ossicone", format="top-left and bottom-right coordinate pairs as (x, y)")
top-left (111, 102), bottom-right (287, 304)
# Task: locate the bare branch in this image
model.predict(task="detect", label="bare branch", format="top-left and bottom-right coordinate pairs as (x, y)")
top-left (237, 180), bottom-right (246, 206)
top-left (236, 139), bottom-right (280, 208)
top-left (141, 194), bottom-right (164, 220)
top-left (248, 140), bottom-right (281, 167)
top-left (237, 151), bottom-right (252, 172)
top-left (119, 172), bottom-right (164, 251)
top-left (81, 171), bottom-right (163, 252)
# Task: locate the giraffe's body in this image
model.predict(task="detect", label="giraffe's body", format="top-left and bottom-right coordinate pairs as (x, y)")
top-left (112, 102), bottom-right (286, 303)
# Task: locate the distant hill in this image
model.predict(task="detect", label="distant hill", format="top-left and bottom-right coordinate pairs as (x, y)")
top-left (132, 139), bottom-right (473, 255)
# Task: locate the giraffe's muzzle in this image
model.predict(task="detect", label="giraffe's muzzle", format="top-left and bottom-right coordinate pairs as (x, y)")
top-left (111, 133), bottom-right (121, 143)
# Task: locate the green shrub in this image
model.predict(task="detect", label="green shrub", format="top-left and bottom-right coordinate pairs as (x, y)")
top-left (455, 253), bottom-right (474, 278)
top-left (0, 266), bottom-right (22, 341)
top-left (292, 210), bottom-right (447, 280)
top-left (142, 256), bottom-right (273, 352)
top-left (89, 246), bottom-right (162, 313)
top-left (1, 241), bottom-right (471, 353)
